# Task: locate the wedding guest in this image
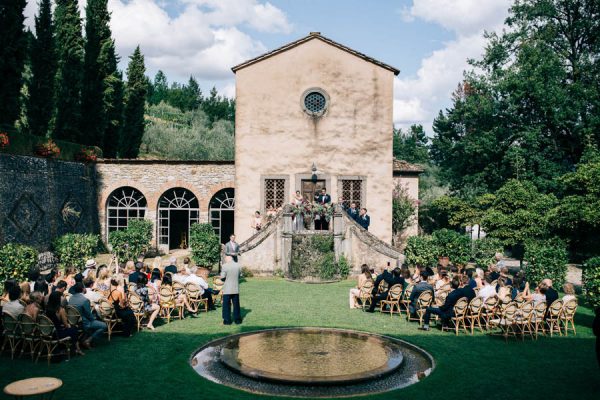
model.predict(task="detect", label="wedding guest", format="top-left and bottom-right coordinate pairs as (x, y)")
top-left (474, 268), bottom-right (485, 288)
top-left (225, 234), bottom-right (241, 262)
top-left (25, 291), bottom-right (44, 320)
top-left (479, 274), bottom-right (497, 300)
top-left (524, 281), bottom-right (548, 306)
top-left (34, 278), bottom-right (49, 296)
top-left (27, 267), bottom-right (40, 292)
top-left (46, 291), bottom-right (84, 355)
top-left (94, 265), bottom-right (111, 293)
top-left (367, 267), bottom-right (404, 313)
top-left (409, 271), bottom-right (434, 315)
top-left (419, 277), bottom-right (461, 331)
top-left (68, 273), bottom-right (84, 295)
top-left (187, 266), bottom-right (217, 310)
top-left (64, 267), bottom-right (77, 288)
top-left (349, 265), bottom-right (373, 308)
top-left (3, 286), bottom-right (24, 316)
top-left (128, 262), bottom-right (144, 283)
top-left (347, 202), bottom-right (359, 220)
top-left (82, 259), bottom-right (97, 278)
top-left (162, 273), bottom-right (196, 316)
top-left (83, 278), bottom-right (103, 312)
top-left (435, 270), bottom-right (450, 291)
top-left (135, 275), bottom-right (160, 330)
top-left (402, 269), bottom-right (413, 284)
top-left (251, 211), bottom-right (263, 232)
top-left (107, 279), bottom-right (136, 337)
top-left (314, 188), bottom-right (331, 230)
top-left (164, 257), bottom-right (178, 275)
top-left (562, 283), bottom-right (576, 302)
top-left (499, 267), bottom-right (513, 286)
top-left (69, 283), bottom-right (106, 346)
top-left (356, 208), bottom-right (370, 230)
top-left (489, 264), bottom-right (500, 281)
top-left (182, 257), bottom-right (192, 274)
top-left (292, 191), bottom-right (305, 230)
top-left (19, 281), bottom-right (31, 304)
top-left (152, 257), bottom-right (163, 274)
top-left (543, 278), bottom-right (559, 306)
top-left (466, 269), bottom-right (477, 289)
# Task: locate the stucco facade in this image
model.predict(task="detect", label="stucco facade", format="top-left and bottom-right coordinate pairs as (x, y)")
top-left (233, 33), bottom-right (397, 243)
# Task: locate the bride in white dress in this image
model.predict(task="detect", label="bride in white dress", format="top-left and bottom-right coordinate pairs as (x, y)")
top-left (292, 190), bottom-right (305, 231)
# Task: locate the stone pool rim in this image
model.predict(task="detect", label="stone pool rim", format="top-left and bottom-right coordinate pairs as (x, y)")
top-left (189, 326), bottom-right (436, 397)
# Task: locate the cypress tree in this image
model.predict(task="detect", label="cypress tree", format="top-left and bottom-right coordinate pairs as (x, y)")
top-left (120, 46), bottom-right (147, 158)
top-left (81, 0), bottom-right (112, 147)
top-left (0, 0), bottom-right (27, 129)
top-left (27, 0), bottom-right (56, 137)
top-left (100, 39), bottom-right (123, 158)
top-left (54, 0), bottom-right (84, 143)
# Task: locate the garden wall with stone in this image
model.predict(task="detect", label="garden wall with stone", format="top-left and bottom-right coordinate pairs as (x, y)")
top-left (0, 153), bottom-right (99, 250)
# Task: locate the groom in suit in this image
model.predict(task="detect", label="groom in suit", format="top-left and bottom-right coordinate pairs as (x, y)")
top-left (314, 188), bottom-right (331, 230)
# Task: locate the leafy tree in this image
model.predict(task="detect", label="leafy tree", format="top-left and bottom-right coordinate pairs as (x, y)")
top-left (27, 0), bottom-right (56, 137)
top-left (189, 223), bottom-right (221, 269)
top-left (120, 46), bottom-right (147, 158)
top-left (148, 70), bottom-right (168, 105)
top-left (548, 148), bottom-right (600, 259)
top-left (523, 237), bottom-right (568, 288)
top-left (53, 233), bottom-right (99, 270)
top-left (481, 179), bottom-right (557, 252)
top-left (431, 0), bottom-right (600, 195)
top-left (393, 124), bottom-right (429, 164)
top-left (392, 183), bottom-right (416, 238)
top-left (81, 0), bottom-right (113, 147)
top-left (100, 39), bottom-right (124, 158)
top-left (53, 0), bottom-right (84, 143)
top-left (0, 0), bottom-right (27, 130)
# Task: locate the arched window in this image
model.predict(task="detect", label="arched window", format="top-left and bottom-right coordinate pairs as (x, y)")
top-left (106, 187), bottom-right (147, 240)
top-left (209, 188), bottom-right (235, 244)
top-left (157, 188), bottom-right (199, 250)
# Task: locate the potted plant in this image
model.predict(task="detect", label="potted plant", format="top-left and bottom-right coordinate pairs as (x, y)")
top-left (75, 147), bottom-right (98, 162)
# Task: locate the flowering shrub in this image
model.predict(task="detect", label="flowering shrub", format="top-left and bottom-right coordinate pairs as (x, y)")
top-left (35, 139), bottom-right (60, 157)
top-left (291, 202), bottom-right (335, 224)
top-left (0, 132), bottom-right (9, 149)
top-left (53, 233), bottom-right (99, 270)
top-left (0, 243), bottom-right (39, 287)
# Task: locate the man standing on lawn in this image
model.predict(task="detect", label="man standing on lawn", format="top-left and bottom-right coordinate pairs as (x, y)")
top-left (220, 255), bottom-right (242, 325)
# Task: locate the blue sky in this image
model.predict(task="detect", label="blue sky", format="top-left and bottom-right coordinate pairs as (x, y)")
top-left (24, 0), bottom-right (513, 132)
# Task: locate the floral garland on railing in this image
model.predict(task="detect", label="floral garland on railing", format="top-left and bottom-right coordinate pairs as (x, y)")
top-left (291, 202), bottom-right (335, 222)
top-left (34, 139), bottom-right (60, 158)
top-left (0, 132), bottom-right (9, 149)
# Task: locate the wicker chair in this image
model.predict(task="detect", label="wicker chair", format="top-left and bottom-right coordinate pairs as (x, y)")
top-left (489, 302), bottom-right (518, 341)
top-left (514, 300), bottom-right (535, 340)
top-left (529, 302), bottom-right (547, 338)
top-left (480, 295), bottom-right (499, 329)
top-left (159, 286), bottom-right (178, 322)
top-left (36, 315), bottom-right (71, 365)
top-left (65, 305), bottom-right (84, 339)
top-left (357, 281), bottom-right (374, 310)
top-left (18, 313), bottom-right (39, 359)
top-left (380, 284), bottom-right (403, 317)
top-left (212, 277), bottom-right (224, 305)
top-left (465, 297), bottom-right (485, 334)
top-left (1, 313), bottom-right (21, 359)
top-left (399, 284), bottom-right (414, 315)
top-left (441, 297), bottom-right (469, 335)
top-left (408, 291), bottom-right (433, 324)
top-left (546, 299), bottom-right (564, 337)
top-left (127, 292), bottom-right (147, 331)
top-left (98, 299), bottom-right (121, 340)
top-left (560, 299), bottom-right (578, 336)
top-left (186, 283), bottom-right (208, 313)
top-left (377, 280), bottom-right (389, 295)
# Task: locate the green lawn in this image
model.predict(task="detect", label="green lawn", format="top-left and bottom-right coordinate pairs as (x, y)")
top-left (1, 278), bottom-right (598, 399)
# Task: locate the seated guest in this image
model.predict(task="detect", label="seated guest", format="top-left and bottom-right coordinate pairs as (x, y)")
top-left (135, 275), bottom-right (160, 330)
top-left (542, 278), bottom-right (559, 306)
top-left (128, 262), bottom-right (144, 283)
top-left (2, 279), bottom-right (18, 303)
top-left (83, 278), bottom-right (103, 314)
top-left (45, 269), bottom-right (58, 292)
top-left (478, 274), bottom-right (496, 300)
top-left (497, 277), bottom-right (511, 300)
top-left (69, 282), bottom-right (107, 347)
top-left (82, 259), bottom-right (97, 279)
top-left (107, 279), bottom-right (136, 337)
top-left (524, 281), bottom-right (547, 306)
top-left (465, 269), bottom-right (477, 289)
top-left (3, 286), bottom-right (25, 316)
top-left (68, 273), bottom-right (84, 295)
top-left (46, 291), bottom-right (84, 355)
top-left (562, 283), bottom-right (576, 302)
top-left (419, 277), bottom-right (462, 331)
top-left (182, 257), bottom-right (193, 274)
top-left (474, 268), bottom-right (485, 288)
top-left (27, 267), bottom-right (40, 292)
top-left (149, 268), bottom-right (162, 292)
top-left (63, 267), bottom-right (77, 288)
top-left (489, 265), bottom-right (500, 281)
top-left (412, 265), bottom-right (424, 284)
top-left (94, 265), bottom-right (111, 293)
top-left (409, 271), bottom-right (434, 315)
top-left (34, 278), bottom-right (49, 296)
top-left (173, 265), bottom-right (190, 284)
top-left (162, 273), bottom-right (196, 316)
top-left (401, 269), bottom-right (413, 285)
top-left (19, 281), bottom-right (31, 304)
top-left (435, 270), bottom-right (450, 291)
top-left (187, 266), bottom-right (217, 310)
top-left (50, 280), bottom-right (69, 307)
top-left (499, 267), bottom-right (513, 286)
top-left (152, 257), bottom-right (163, 275)
top-left (349, 264), bottom-right (373, 309)
top-left (459, 275), bottom-right (476, 300)
top-left (367, 267), bottom-right (404, 312)
top-left (164, 257), bottom-right (178, 275)
top-left (25, 291), bottom-right (44, 320)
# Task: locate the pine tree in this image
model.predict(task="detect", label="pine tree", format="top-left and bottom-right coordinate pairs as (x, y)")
top-left (100, 39), bottom-right (123, 158)
top-left (27, 0), bottom-right (56, 137)
top-left (0, 0), bottom-right (27, 129)
top-left (54, 0), bottom-right (84, 142)
top-left (81, 0), bottom-right (112, 147)
top-left (183, 76), bottom-right (202, 111)
top-left (120, 46), bottom-right (147, 158)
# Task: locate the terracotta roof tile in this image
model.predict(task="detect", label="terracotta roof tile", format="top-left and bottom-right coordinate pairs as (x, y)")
top-left (393, 159), bottom-right (424, 173)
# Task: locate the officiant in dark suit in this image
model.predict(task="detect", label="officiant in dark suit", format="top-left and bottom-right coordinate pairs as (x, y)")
top-left (314, 188), bottom-right (331, 230)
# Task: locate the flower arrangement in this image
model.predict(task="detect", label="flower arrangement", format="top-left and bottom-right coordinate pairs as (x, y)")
top-left (0, 132), bottom-right (9, 149)
top-left (291, 202), bottom-right (335, 222)
top-left (35, 139), bottom-right (60, 158)
top-left (75, 147), bottom-right (98, 162)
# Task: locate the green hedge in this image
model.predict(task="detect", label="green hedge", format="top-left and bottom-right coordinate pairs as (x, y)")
top-left (523, 237), bottom-right (568, 287)
top-left (189, 223), bottom-right (221, 269)
top-left (53, 233), bottom-right (99, 270)
top-left (404, 235), bottom-right (439, 267)
top-left (472, 237), bottom-right (503, 269)
top-left (0, 243), bottom-right (38, 287)
top-left (109, 219), bottom-right (153, 261)
top-left (432, 229), bottom-right (471, 265)
top-left (583, 257), bottom-right (600, 308)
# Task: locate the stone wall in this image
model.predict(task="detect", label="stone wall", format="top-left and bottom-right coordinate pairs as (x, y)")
top-left (0, 153), bottom-right (99, 250)
top-left (95, 160), bottom-right (235, 249)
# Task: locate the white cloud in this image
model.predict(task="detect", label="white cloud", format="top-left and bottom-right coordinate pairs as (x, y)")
top-left (24, 0), bottom-right (291, 84)
top-left (393, 0), bottom-right (511, 132)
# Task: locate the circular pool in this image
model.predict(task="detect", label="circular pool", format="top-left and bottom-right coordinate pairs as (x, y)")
top-left (190, 328), bottom-right (434, 397)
